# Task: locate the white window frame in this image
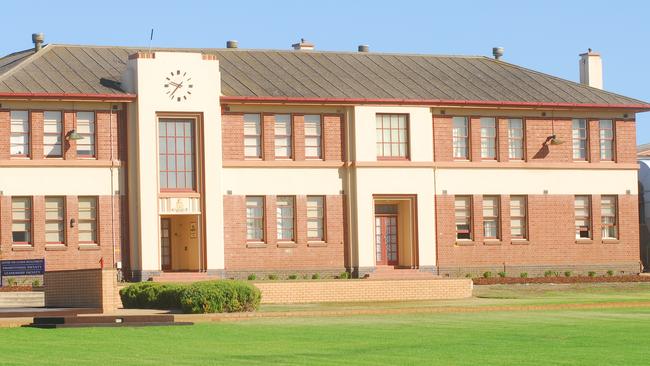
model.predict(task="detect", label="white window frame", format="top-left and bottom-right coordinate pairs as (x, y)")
top-left (10, 111), bottom-right (30, 157)
top-left (572, 119), bottom-right (588, 161)
top-left (243, 114), bottom-right (262, 159)
top-left (246, 196), bottom-right (265, 242)
top-left (508, 118), bottom-right (524, 160)
top-left (452, 117), bottom-right (469, 160)
top-left (44, 111), bottom-right (63, 158)
top-left (455, 196), bottom-right (472, 240)
top-left (276, 196), bottom-right (295, 241)
top-left (601, 195), bottom-right (618, 239)
top-left (480, 117), bottom-right (497, 160)
top-left (304, 115), bottom-right (323, 159)
top-left (483, 196), bottom-right (500, 239)
top-left (510, 196), bottom-right (527, 240)
top-left (307, 196), bottom-right (325, 241)
top-left (274, 114), bottom-right (292, 159)
top-left (45, 197), bottom-right (65, 244)
top-left (575, 195), bottom-right (591, 239)
top-left (76, 111), bottom-right (96, 158)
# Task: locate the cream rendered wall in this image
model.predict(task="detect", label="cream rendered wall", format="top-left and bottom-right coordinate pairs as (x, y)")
top-left (122, 52), bottom-right (223, 275)
top-left (353, 106), bottom-right (433, 162)
top-left (0, 168), bottom-right (121, 195)
top-left (436, 168), bottom-right (638, 195)
top-left (222, 168), bottom-right (344, 195)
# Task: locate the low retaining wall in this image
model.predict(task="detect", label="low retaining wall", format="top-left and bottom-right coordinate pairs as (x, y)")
top-left (0, 292), bottom-right (44, 308)
top-left (254, 278), bottom-right (472, 304)
top-left (44, 269), bottom-right (118, 313)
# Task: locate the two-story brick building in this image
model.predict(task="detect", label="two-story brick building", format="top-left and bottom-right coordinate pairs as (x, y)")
top-left (0, 35), bottom-right (648, 281)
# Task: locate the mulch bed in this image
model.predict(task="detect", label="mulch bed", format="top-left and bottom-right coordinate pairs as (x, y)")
top-left (0, 286), bottom-right (37, 292)
top-left (473, 275), bottom-right (650, 285)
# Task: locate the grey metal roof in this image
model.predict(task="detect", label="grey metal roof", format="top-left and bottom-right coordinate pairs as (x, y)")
top-left (0, 44), bottom-right (647, 107)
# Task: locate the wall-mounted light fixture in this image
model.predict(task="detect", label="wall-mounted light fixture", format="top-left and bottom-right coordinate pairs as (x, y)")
top-left (70, 218), bottom-right (76, 228)
top-left (66, 129), bottom-right (83, 141)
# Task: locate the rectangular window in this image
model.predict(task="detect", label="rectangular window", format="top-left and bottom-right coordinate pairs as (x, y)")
top-left (44, 111), bottom-right (63, 158)
top-left (304, 115), bottom-right (322, 159)
top-left (455, 196), bottom-right (472, 240)
top-left (76, 111), bottom-right (96, 157)
top-left (508, 119), bottom-right (524, 160)
top-left (78, 197), bottom-right (98, 244)
top-left (575, 195), bottom-right (591, 239)
top-left (572, 119), bottom-right (588, 160)
top-left (159, 119), bottom-right (195, 191)
top-left (480, 117), bottom-right (497, 159)
top-left (510, 196), bottom-right (527, 239)
top-left (243, 114), bottom-right (262, 159)
top-left (483, 196), bottom-right (500, 239)
top-left (246, 196), bottom-right (264, 241)
top-left (45, 197), bottom-right (65, 244)
top-left (601, 195), bottom-right (618, 239)
top-left (599, 120), bottom-right (614, 161)
top-left (307, 196), bottom-right (325, 241)
top-left (274, 114), bottom-right (292, 158)
top-left (11, 197), bottom-right (31, 244)
top-left (452, 116), bottom-right (469, 159)
top-left (276, 196), bottom-right (294, 241)
top-left (10, 111), bottom-right (29, 157)
top-left (376, 114), bottom-right (408, 159)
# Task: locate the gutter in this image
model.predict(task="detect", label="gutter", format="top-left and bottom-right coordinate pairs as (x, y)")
top-left (220, 96), bottom-right (650, 111)
top-left (0, 92), bottom-right (137, 101)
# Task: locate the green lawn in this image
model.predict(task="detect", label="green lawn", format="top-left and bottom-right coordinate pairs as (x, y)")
top-left (2, 283), bottom-right (650, 365)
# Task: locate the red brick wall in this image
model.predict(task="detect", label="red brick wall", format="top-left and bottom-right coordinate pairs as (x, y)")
top-left (223, 195), bottom-right (346, 275)
top-left (588, 119), bottom-right (600, 162)
top-left (615, 120), bottom-right (636, 164)
top-left (433, 116), bottom-right (452, 162)
top-left (435, 194), bottom-right (640, 276)
top-left (0, 110), bottom-right (9, 159)
top-left (63, 111), bottom-right (77, 160)
top-left (221, 112), bottom-right (344, 162)
top-left (0, 195), bottom-right (122, 271)
top-left (221, 113), bottom-right (244, 160)
top-left (30, 111), bottom-right (44, 159)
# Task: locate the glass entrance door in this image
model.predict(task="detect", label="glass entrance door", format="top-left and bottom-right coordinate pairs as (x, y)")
top-left (161, 218), bottom-right (172, 271)
top-left (375, 215), bottom-right (398, 265)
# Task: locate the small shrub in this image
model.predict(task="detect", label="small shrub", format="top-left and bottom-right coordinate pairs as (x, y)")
top-left (180, 281), bottom-right (261, 314)
top-left (465, 273), bottom-right (472, 278)
top-left (338, 272), bottom-right (350, 279)
top-left (287, 274), bottom-right (298, 280)
top-left (247, 274), bottom-right (257, 281)
top-left (544, 270), bottom-right (554, 278)
top-left (32, 279), bottom-right (41, 287)
top-left (312, 273), bottom-right (320, 280)
top-left (606, 270), bottom-right (614, 277)
top-left (482, 271), bottom-right (492, 279)
top-left (519, 272), bottom-right (528, 278)
top-left (302, 274), bottom-right (309, 280)
top-left (119, 282), bottom-right (185, 309)
top-left (6, 278), bottom-right (17, 287)
top-left (588, 271), bottom-right (597, 277)
top-left (267, 274), bottom-right (278, 280)
top-left (564, 271), bottom-right (572, 277)
top-left (497, 271), bottom-right (506, 278)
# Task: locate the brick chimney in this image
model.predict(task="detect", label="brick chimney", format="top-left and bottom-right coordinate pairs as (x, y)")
top-left (579, 49), bottom-right (603, 89)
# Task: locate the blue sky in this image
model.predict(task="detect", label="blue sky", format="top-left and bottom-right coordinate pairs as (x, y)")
top-left (2, 0), bottom-right (649, 143)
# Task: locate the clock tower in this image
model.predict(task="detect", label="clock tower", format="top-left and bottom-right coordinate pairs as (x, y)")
top-left (121, 51), bottom-right (224, 280)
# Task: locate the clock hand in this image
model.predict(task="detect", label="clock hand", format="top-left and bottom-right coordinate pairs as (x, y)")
top-left (170, 83), bottom-right (182, 98)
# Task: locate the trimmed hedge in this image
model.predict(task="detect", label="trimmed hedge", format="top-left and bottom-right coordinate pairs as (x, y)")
top-left (119, 280), bottom-right (261, 314)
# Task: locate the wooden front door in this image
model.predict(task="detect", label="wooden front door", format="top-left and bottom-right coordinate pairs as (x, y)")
top-left (375, 215), bottom-right (398, 265)
top-left (161, 218), bottom-right (172, 271)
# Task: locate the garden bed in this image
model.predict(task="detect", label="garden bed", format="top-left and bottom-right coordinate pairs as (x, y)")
top-left (473, 275), bottom-right (650, 285)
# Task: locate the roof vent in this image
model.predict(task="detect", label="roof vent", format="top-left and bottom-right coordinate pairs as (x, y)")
top-left (492, 47), bottom-right (504, 60)
top-left (358, 45), bottom-right (369, 53)
top-left (292, 38), bottom-right (314, 51)
top-left (32, 33), bottom-right (44, 52)
top-left (226, 40), bottom-right (238, 49)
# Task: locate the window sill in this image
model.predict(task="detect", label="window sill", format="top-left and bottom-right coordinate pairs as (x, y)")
top-left (511, 240), bottom-right (530, 245)
top-left (575, 239), bottom-right (593, 244)
top-left (45, 244), bottom-right (67, 251)
top-left (483, 240), bottom-right (502, 246)
top-left (307, 241), bottom-right (327, 247)
top-left (246, 242), bottom-right (267, 249)
top-left (12, 245), bottom-right (34, 251)
top-left (277, 242), bottom-right (297, 248)
top-left (455, 240), bottom-right (476, 246)
top-left (602, 239), bottom-right (620, 244)
top-left (78, 244), bottom-right (100, 251)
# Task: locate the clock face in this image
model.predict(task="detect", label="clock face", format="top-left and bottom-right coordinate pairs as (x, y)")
top-left (164, 70), bottom-right (193, 102)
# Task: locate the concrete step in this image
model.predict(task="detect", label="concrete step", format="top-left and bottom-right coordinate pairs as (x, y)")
top-left (0, 292), bottom-right (45, 308)
top-left (150, 273), bottom-right (221, 283)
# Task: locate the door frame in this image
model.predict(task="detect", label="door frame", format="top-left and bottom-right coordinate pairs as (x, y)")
top-left (372, 194), bottom-right (419, 268)
top-left (375, 213), bottom-right (399, 266)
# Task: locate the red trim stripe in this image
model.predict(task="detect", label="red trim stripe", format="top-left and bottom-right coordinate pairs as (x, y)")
top-left (219, 96), bottom-right (650, 110)
top-left (0, 92), bottom-right (137, 101)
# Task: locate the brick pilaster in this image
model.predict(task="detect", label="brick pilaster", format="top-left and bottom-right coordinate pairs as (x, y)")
top-left (472, 195), bottom-right (483, 242)
top-left (469, 117), bottom-right (481, 161)
top-left (432, 116), bottom-right (452, 162)
top-left (293, 115), bottom-right (305, 161)
top-left (323, 114), bottom-right (344, 161)
top-left (32, 196), bottom-right (45, 248)
top-left (262, 114), bottom-right (275, 161)
top-left (265, 195), bottom-right (277, 245)
top-left (66, 196), bottom-right (78, 248)
top-left (96, 111), bottom-right (112, 161)
top-left (588, 119), bottom-right (600, 163)
top-left (500, 195), bottom-right (511, 242)
top-left (0, 196), bottom-right (12, 251)
top-left (591, 194), bottom-right (602, 242)
top-left (497, 118), bottom-right (509, 162)
top-left (64, 111), bottom-right (77, 160)
top-left (0, 110), bottom-right (10, 159)
top-left (221, 113), bottom-right (245, 160)
top-left (30, 111), bottom-right (44, 160)
top-left (295, 195), bottom-right (307, 243)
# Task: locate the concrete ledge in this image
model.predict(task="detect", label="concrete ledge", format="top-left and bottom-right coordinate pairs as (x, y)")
top-left (254, 278), bottom-right (472, 304)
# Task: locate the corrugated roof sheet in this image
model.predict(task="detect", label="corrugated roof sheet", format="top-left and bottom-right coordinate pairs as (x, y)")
top-left (0, 44), bottom-right (647, 107)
